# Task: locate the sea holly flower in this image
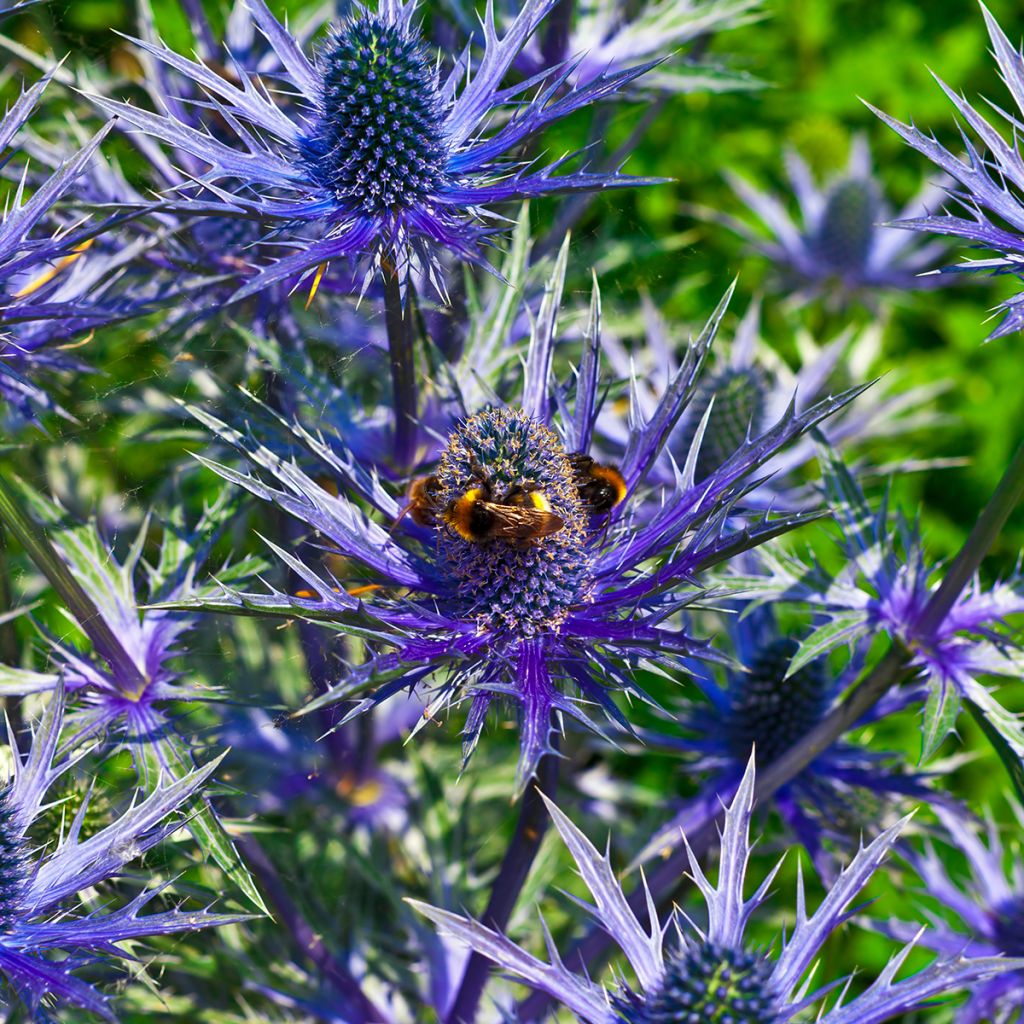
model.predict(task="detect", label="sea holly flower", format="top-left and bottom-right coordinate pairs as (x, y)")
top-left (0, 74), bottom-right (116, 417)
top-left (728, 445), bottom-right (1024, 766)
top-left (869, 6), bottom-right (1024, 338)
top-left (711, 135), bottom-right (950, 304)
top-left (0, 684), bottom-right (246, 1019)
top-left (0, 476), bottom-right (269, 912)
top-left (883, 805), bottom-right (1024, 1022)
top-left (90, 0), bottom-right (663, 295)
top-left (631, 604), bottom-right (947, 880)
top-left (601, 298), bottom-right (945, 509)
top-left (410, 755), bottom-right (1022, 1023)
top-left (506, 0), bottom-right (764, 94)
top-left (170, 259), bottom-right (866, 789)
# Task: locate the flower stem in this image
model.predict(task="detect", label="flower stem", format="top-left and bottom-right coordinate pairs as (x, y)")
top-left (383, 265), bottom-right (419, 470)
top-left (236, 833), bottom-right (388, 1024)
top-left (518, 434), bottom-right (1024, 1021)
top-left (447, 751), bottom-right (560, 1024)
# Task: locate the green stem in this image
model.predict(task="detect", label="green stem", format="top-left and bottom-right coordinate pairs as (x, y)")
top-left (383, 266), bottom-right (419, 470)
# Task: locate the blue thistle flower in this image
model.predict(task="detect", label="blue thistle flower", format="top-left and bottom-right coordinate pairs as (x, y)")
top-left (602, 298), bottom-right (946, 509)
top-left (882, 805), bottom-right (1024, 1022)
top-left (0, 74), bottom-right (118, 418)
top-left (89, 0), bottom-right (663, 294)
top-left (730, 445), bottom-right (1024, 765)
top-left (410, 756), bottom-right (1023, 1023)
top-left (633, 604), bottom-right (950, 880)
top-left (712, 135), bottom-right (951, 304)
top-left (507, 0), bottom-right (764, 94)
top-left (173, 268), bottom-right (866, 789)
top-left (869, 5), bottom-right (1024, 338)
top-left (0, 685), bottom-right (246, 1019)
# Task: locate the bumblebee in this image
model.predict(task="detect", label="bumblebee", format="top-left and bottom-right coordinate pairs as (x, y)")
top-left (443, 482), bottom-right (564, 543)
top-left (403, 474), bottom-right (443, 527)
top-left (568, 453), bottom-right (627, 514)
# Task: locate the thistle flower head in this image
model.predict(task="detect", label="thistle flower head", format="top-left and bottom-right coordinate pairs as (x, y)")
top-left (0, 685), bottom-right (244, 1018)
top-left (411, 756), bottom-right (1022, 1024)
top-left (90, 0), bottom-right (663, 294)
top-left (870, 5), bottom-right (1024, 337)
top-left (715, 135), bottom-right (951, 304)
top-left (602, 298), bottom-right (944, 510)
top-left (635, 604), bottom-right (941, 879)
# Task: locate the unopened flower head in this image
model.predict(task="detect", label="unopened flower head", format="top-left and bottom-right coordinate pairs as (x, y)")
top-left (91, 0), bottom-right (662, 296)
top-left (411, 756), bottom-right (1022, 1024)
top-left (715, 135), bottom-right (950, 304)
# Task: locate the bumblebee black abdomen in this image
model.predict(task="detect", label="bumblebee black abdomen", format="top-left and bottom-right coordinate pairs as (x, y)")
top-left (569, 454), bottom-right (627, 514)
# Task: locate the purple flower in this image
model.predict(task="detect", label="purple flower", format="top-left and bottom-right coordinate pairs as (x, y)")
top-left (729, 445), bottom-right (1024, 764)
top-left (410, 755), bottom-right (1021, 1023)
top-left (601, 298), bottom-right (946, 509)
top-left (632, 604), bottom-right (947, 880)
top-left (0, 684), bottom-right (245, 1019)
top-left (509, 0), bottom-right (764, 94)
top-left (174, 270), bottom-right (864, 790)
top-left (90, 0), bottom-right (661, 294)
top-left (883, 805), bottom-right (1024, 1023)
top-left (0, 74), bottom-right (115, 417)
top-left (712, 135), bottom-right (950, 304)
top-left (869, 6), bottom-right (1024, 338)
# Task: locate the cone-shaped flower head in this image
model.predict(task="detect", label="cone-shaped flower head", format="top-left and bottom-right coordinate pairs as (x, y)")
top-left (715, 135), bottom-right (950, 304)
top-left (870, 5), bottom-right (1024, 337)
top-left (0, 685), bottom-right (245, 1018)
top-left (176, 262), bottom-right (865, 790)
top-left (634, 604), bottom-right (945, 879)
top-left (90, 0), bottom-right (662, 296)
top-left (601, 299), bottom-right (944, 510)
top-left (411, 755), bottom-right (1023, 1023)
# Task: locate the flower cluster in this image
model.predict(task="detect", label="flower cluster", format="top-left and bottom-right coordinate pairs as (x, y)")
top-left (0, 0), bottom-right (1021, 1020)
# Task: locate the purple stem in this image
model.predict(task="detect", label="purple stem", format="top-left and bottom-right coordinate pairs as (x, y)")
top-left (236, 833), bottom-right (389, 1024)
top-left (519, 434), bottom-right (1024, 1021)
top-left (447, 750), bottom-right (560, 1024)
top-left (384, 266), bottom-right (419, 471)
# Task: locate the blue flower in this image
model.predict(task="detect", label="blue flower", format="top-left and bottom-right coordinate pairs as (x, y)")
top-left (0, 74), bottom-right (117, 418)
top-left (632, 604), bottom-right (948, 880)
top-left (174, 270), bottom-right (864, 789)
top-left (508, 0), bottom-right (764, 94)
top-left (729, 445), bottom-right (1024, 764)
top-left (712, 135), bottom-right (951, 304)
top-left (0, 684), bottom-right (245, 1019)
top-left (883, 805), bottom-right (1024, 1023)
top-left (91, 0), bottom-right (662, 294)
top-left (869, 5), bottom-right (1024, 337)
top-left (601, 298), bottom-right (946, 509)
top-left (410, 755), bottom-right (1022, 1023)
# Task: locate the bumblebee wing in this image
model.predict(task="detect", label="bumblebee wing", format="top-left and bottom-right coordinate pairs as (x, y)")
top-left (478, 502), bottom-right (564, 540)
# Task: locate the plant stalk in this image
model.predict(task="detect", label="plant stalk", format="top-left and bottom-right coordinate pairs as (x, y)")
top-left (447, 750), bottom-right (560, 1024)
top-left (236, 833), bottom-right (388, 1024)
top-left (383, 265), bottom-right (419, 471)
